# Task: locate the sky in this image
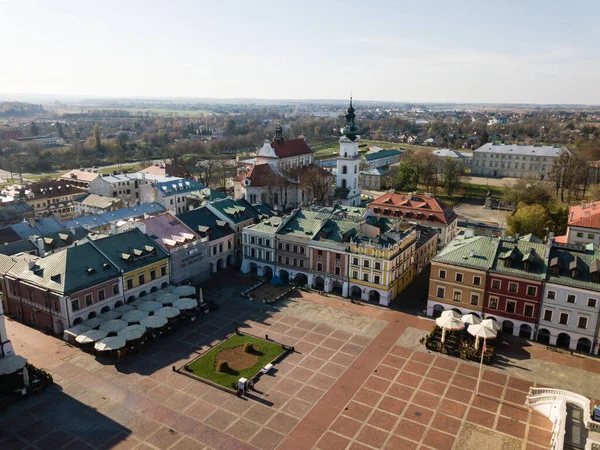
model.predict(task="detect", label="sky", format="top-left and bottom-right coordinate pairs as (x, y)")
top-left (1, 0), bottom-right (599, 105)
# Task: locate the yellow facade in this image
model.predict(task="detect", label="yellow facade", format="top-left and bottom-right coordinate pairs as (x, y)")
top-left (123, 259), bottom-right (169, 292)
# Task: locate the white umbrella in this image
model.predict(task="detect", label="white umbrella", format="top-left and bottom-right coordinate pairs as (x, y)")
top-left (140, 315), bottom-right (168, 329)
top-left (94, 336), bottom-right (126, 352)
top-left (138, 301), bottom-right (162, 313)
top-left (83, 317), bottom-right (105, 329)
top-left (0, 355), bottom-right (27, 375)
top-left (118, 324), bottom-right (146, 341)
top-left (99, 310), bottom-right (122, 321)
top-left (156, 293), bottom-right (179, 305)
top-left (155, 306), bottom-right (180, 319)
top-left (130, 299), bottom-right (147, 308)
top-left (76, 329), bottom-right (108, 344)
top-left (99, 319), bottom-right (128, 334)
top-left (468, 323), bottom-right (498, 349)
top-left (481, 318), bottom-right (502, 332)
top-left (441, 310), bottom-right (461, 319)
top-left (462, 313), bottom-right (482, 325)
top-left (121, 310), bottom-right (149, 324)
top-left (159, 285), bottom-right (174, 293)
top-left (23, 366), bottom-right (30, 387)
top-left (64, 324), bottom-right (91, 339)
top-left (435, 315), bottom-right (465, 343)
top-left (173, 298), bottom-right (197, 311)
top-left (173, 285), bottom-right (195, 298)
top-left (115, 304), bottom-right (136, 314)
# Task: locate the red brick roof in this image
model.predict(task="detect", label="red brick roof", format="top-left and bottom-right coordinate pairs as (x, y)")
top-left (568, 202), bottom-right (600, 229)
top-left (271, 137), bottom-right (312, 159)
top-left (369, 192), bottom-right (457, 225)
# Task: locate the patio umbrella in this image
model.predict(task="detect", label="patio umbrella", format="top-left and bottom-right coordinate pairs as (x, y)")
top-left (0, 355), bottom-right (27, 375)
top-left (118, 324), bottom-right (147, 341)
top-left (99, 310), bottom-right (122, 321)
top-left (441, 310), bottom-right (461, 319)
top-left (468, 323), bottom-right (498, 349)
top-left (76, 329), bottom-right (108, 344)
top-left (94, 336), bottom-right (126, 352)
top-left (64, 324), bottom-right (91, 340)
top-left (138, 301), bottom-right (162, 313)
top-left (173, 285), bottom-right (195, 298)
top-left (115, 304), bottom-right (136, 314)
top-left (159, 285), bottom-right (174, 293)
top-left (481, 318), bottom-right (502, 332)
top-left (173, 298), bottom-right (197, 311)
top-left (462, 313), bottom-right (482, 325)
top-left (155, 306), bottom-right (180, 319)
top-left (122, 309), bottom-right (149, 323)
top-left (435, 315), bottom-right (465, 343)
top-left (99, 319), bottom-right (128, 334)
top-left (83, 317), bottom-right (105, 329)
top-left (156, 293), bottom-right (179, 305)
top-left (130, 299), bottom-right (147, 308)
top-left (140, 315), bottom-right (168, 329)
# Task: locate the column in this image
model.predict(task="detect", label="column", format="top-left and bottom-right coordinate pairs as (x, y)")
top-left (342, 282), bottom-right (349, 298)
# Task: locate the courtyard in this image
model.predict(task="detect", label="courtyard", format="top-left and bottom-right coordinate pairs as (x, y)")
top-left (2, 270), bottom-right (599, 450)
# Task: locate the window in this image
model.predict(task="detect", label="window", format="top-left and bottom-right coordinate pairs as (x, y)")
top-left (436, 287), bottom-right (445, 298)
top-left (161, 266), bottom-right (167, 277)
top-left (375, 262), bottom-right (381, 270)
top-left (298, 259), bottom-right (302, 267)
top-left (577, 232), bottom-right (584, 238)
top-left (353, 258), bottom-right (359, 265)
top-left (85, 293), bottom-right (93, 307)
top-left (455, 273), bottom-right (463, 282)
top-left (547, 291), bottom-right (556, 300)
top-left (524, 304), bottom-right (534, 317)
top-left (317, 263), bottom-right (323, 271)
top-left (506, 300), bottom-right (516, 314)
top-left (567, 294), bottom-right (576, 304)
top-left (374, 275), bottom-right (380, 284)
top-left (363, 274), bottom-right (369, 282)
top-left (138, 274), bottom-right (145, 285)
top-left (491, 279), bottom-right (501, 289)
top-left (543, 309), bottom-right (553, 321)
top-left (587, 298), bottom-right (597, 308)
top-left (278, 242), bottom-right (283, 250)
top-left (353, 271), bottom-right (358, 279)
top-left (250, 236), bottom-right (255, 244)
top-left (98, 290), bottom-right (105, 301)
top-left (293, 259), bottom-right (297, 267)
top-left (470, 294), bottom-right (479, 306)
top-left (112, 284), bottom-right (119, 295)
top-left (285, 257), bottom-right (290, 265)
top-left (488, 296), bottom-right (498, 309)
top-left (71, 299), bottom-right (80, 311)
top-left (439, 269), bottom-right (446, 279)
top-left (335, 266), bottom-right (340, 276)
top-left (508, 282), bottom-right (518, 293)
top-left (278, 255), bottom-right (282, 263)
top-left (286, 244), bottom-right (290, 251)
top-left (578, 317), bottom-right (588, 329)
top-left (126, 279), bottom-right (133, 290)
top-left (473, 276), bottom-right (481, 286)
top-left (364, 260), bottom-right (370, 268)
top-left (588, 234), bottom-right (595, 240)
top-left (526, 286), bottom-right (537, 297)
top-left (453, 290), bottom-right (462, 302)
top-left (559, 313), bottom-right (569, 325)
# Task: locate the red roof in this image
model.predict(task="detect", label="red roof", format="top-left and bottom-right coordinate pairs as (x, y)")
top-left (554, 235), bottom-right (567, 243)
top-left (242, 163), bottom-right (276, 187)
top-left (271, 138), bottom-right (312, 159)
top-left (568, 201), bottom-right (600, 229)
top-left (369, 192), bottom-right (457, 226)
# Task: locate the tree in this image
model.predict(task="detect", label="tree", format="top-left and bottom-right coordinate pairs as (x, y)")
top-left (266, 166), bottom-right (295, 211)
top-left (298, 165), bottom-right (332, 205)
top-left (503, 178), bottom-right (553, 207)
top-left (507, 204), bottom-right (553, 239)
top-left (196, 159), bottom-right (217, 186)
top-left (550, 152), bottom-right (590, 203)
top-left (440, 158), bottom-right (467, 196)
top-left (29, 121), bottom-right (39, 137)
top-left (214, 159), bottom-right (237, 192)
top-left (224, 119), bottom-right (237, 137)
top-left (93, 124), bottom-right (102, 152)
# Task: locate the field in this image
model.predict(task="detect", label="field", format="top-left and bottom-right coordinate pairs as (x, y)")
top-left (185, 333), bottom-right (286, 389)
top-left (312, 138), bottom-right (438, 160)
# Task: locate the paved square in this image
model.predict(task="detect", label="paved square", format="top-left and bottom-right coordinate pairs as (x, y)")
top-left (1, 271), bottom-right (582, 450)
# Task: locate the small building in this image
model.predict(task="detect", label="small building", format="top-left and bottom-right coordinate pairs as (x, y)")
top-left (432, 149), bottom-right (471, 167)
top-left (359, 167), bottom-right (387, 190)
top-left (139, 178), bottom-right (204, 215)
top-left (15, 181), bottom-right (87, 219)
top-left (362, 149), bottom-right (403, 168)
top-left (565, 201), bottom-right (600, 246)
top-left (58, 169), bottom-right (100, 188)
top-left (63, 203), bottom-right (165, 233)
top-left (207, 198), bottom-right (257, 264)
top-left (73, 193), bottom-right (122, 217)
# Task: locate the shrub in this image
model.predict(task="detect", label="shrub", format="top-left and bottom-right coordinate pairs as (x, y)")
top-left (216, 361), bottom-right (229, 373)
top-left (243, 342), bottom-right (255, 353)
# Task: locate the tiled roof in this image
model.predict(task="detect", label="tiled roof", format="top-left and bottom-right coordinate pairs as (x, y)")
top-left (547, 243), bottom-right (600, 292)
top-left (370, 192), bottom-right (457, 226)
top-left (277, 210), bottom-right (325, 238)
top-left (568, 202), bottom-right (600, 229)
top-left (7, 243), bottom-right (121, 295)
top-left (364, 149), bottom-right (402, 161)
top-left (490, 237), bottom-right (547, 281)
top-left (434, 235), bottom-right (498, 270)
top-left (242, 163), bottom-right (276, 187)
top-left (271, 137), bottom-right (312, 159)
top-left (63, 203), bottom-right (165, 229)
top-left (208, 198), bottom-right (256, 224)
top-left (139, 213), bottom-right (197, 250)
top-left (177, 207), bottom-right (234, 240)
top-left (18, 181), bottom-right (86, 200)
top-left (90, 228), bottom-right (169, 273)
top-left (74, 193), bottom-right (121, 208)
top-left (474, 143), bottom-right (568, 157)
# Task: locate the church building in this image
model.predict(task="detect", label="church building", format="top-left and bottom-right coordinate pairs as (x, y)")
top-left (334, 99), bottom-right (362, 206)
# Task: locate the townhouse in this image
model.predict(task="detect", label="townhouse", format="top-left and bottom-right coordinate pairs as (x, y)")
top-left (207, 198), bottom-right (257, 264)
top-left (88, 173), bottom-right (183, 207)
top-left (564, 201), bottom-right (600, 246)
top-left (16, 181), bottom-right (87, 219)
top-left (241, 216), bottom-right (280, 278)
top-left (139, 179), bottom-right (204, 215)
top-left (73, 193), bottom-right (122, 216)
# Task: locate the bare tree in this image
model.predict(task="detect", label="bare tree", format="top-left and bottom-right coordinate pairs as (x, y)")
top-left (440, 158), bottom-right (467, 196)
top-left (298, 165), bottom-right (332, 205)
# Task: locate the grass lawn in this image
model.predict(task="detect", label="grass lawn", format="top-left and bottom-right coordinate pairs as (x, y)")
top-left (186, 333), bottom-right (286, 389)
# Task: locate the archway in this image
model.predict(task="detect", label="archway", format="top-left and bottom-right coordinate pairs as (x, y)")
top-left (556, 333), bottom-right (571, 349)
top-left (295, 273), bottom-right (308, 286)
top-left (350, 286), bottom-right (361, 299)
top-left (537, 328), bottom-right (551, 345)
top-left (210, 262), bottom-right (215, 273)
top-left (139, 291), bottom-right (147, 298)
top-left (369, 290), bottom-right (380, 303)
top-left (150, 286), bottom-right (158, 293)
top-left (73, 317), bottom-right (83, 325)
top-left (217, 258), bottom-right (225, 271)
top-left (264, 266), bottom-right (273, 279)
top-left (249, 262), bottom-right (258, 275)
top-left (432, 304), bottom-right (444, 318)
top-left (87, 311), bottom-right (97, 319)
top-left (127, 296), bottom-right (135, 303)
top-left (313, 276), bottom-right (325, 291)
top-left (228, 253), bottom-right (236, 265)
top-left (576, 337), bottom-right (592, 353)
top-left (161, 282), bottom-right (169, 289)
top-left (100, 306), bottom-right (110, 314)
top-left (331, 280), bottom-right (343, 296)
top-left (342, 179), bottom-right (347, 189)
top-left (519, 323), bottom-right (532, 339)
top-left (114, 300), bottom-right (123, 308)
top-left (502, 320), bottom-right (514, 335)
top-left (279, 269), bottom-right (289, 282)
top-left (470, 312), bottom-right (481, 318)
top-left (451, 308), bottom-right (462, 315)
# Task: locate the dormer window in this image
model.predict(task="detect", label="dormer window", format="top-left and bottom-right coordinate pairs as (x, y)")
top-left (550, 256), bottom-right (561, 275)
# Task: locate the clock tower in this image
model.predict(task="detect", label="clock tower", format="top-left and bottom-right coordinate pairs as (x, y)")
top-left (334, 98), bottom-right (362, 206)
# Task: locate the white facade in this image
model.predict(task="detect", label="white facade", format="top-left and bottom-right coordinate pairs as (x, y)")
top-left (336, 137), bottom-right (362, 206)
top-left (566, 226), bottom-right (600, 246)
top-left (0, 300), bottom-right (15, 358)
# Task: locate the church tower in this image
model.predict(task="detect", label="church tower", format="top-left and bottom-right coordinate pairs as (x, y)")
top-left (334, 98), bottom-right (362, 206)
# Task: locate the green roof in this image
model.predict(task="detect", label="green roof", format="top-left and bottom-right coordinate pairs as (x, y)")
top-left (313, 218), bottom-right (358, 244)
top-left (90, 229), bottom-right (169, 273)
top-left (0, 240), bottom-right (36, 256)
top-left (208, 198), bottom-right (255, 224)
top-left (490, 237), bottom-right (547, 281)
top-left (276, 210), bottom-right (324, 238)
top-left (434, 235), bottom-right (498, 270)
top-left (7, 243), bottom-right (121, 295)
top-left (247, 216), bottom-right (283, 234)
top-left (547, 244), bottom-right (600, 292)
top-left (364, 149), bottom-right (402, 161)
top-left (177, 206), bottom-right (234, 240)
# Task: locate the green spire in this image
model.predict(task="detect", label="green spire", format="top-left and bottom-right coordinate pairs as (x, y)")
top-left (342, 97), bottom-right (359, 141)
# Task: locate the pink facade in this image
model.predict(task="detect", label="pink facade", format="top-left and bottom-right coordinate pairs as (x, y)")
top-left (310, 249), bottom-right (347, 277)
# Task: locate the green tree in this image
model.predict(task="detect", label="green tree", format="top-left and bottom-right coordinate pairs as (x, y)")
top-left (507, 204), bottom-right (553, 239)
top-left (503, 178), bottom-right (553, 207)
top-left (440, 158), bottom-right (467, 196)
top-left (93, 124), bottom-right (102, 152)
top-left (29, 121), bottom-right (39, 136)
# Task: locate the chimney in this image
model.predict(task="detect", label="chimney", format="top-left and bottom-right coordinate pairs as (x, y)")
top-left (110, 223), bottom-right (117, 235)
top-left (28, 217), bottom-right (36, 228)
top-left (36, 238), bottom-right (45, 257)
top-left (70, 227), bottom-right (76, 236)
top-left (27, 261), bottom-right (36, 270)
